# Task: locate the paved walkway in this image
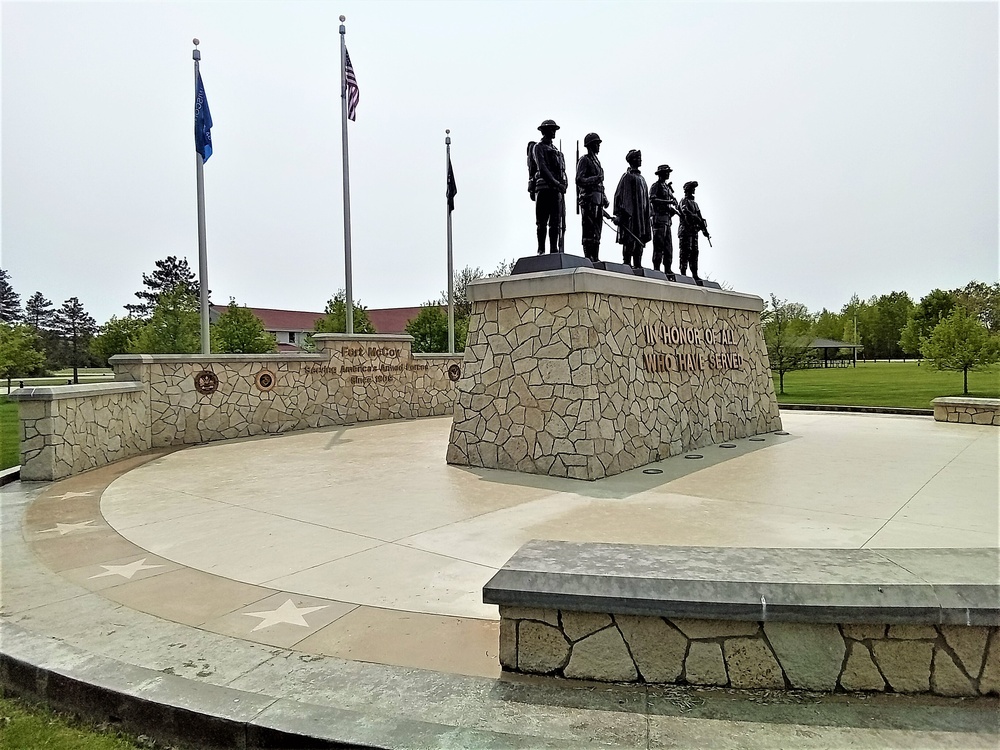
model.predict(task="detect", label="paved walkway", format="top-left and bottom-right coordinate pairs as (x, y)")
top-left (2, 412), bottom-right (998, 748)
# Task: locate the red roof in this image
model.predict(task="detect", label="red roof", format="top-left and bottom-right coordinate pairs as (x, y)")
top-left (367, 306), bottom-right (424, 334)
top-left (211, 304), bottom-right (433, 335)
top-left (210, 306), bottom-right (324, 332)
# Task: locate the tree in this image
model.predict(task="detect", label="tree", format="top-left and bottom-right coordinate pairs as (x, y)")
top-left (405, 303), bottom-right (450, 353)
top-left (866, 291), bottom-right (914, 360)
top-left (125, 256), bottom-right (202, 318)
top-left (52, 297), bottom-right (98, 384)
top-left (24, 292), bottom-right (55, 330)
top-left (440, 265), bottom-right (485, 321)
top-left (899, 289), bottom-right (956, 357)
top-left (129, 286), bottom-right (201, 354)
top-left (214, 299), bottom-right (276, 353)
top-left (812, 309), bottom-right (845, 341)
top-left (314, 290), bottom-right (375, 334)
top-left (762, 294), bottom-right (815, 395)
top-left (920, 307), bottom-right (1000, 395)
top-left (0, 269), bottom-right (22, 323)
top-left (91, 316), bottom-right (147, 366)
top-left (953, 280), bottom-right (1000, 334)
top-left (0, 323), bottom-right (46, 392)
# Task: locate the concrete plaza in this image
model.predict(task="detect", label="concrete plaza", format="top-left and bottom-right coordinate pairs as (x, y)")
top-left (2, 411), bottom-right (998, 747)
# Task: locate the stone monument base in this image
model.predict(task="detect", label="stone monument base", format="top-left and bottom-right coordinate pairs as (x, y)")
top-left (446, 267), bottom-right (781, 480)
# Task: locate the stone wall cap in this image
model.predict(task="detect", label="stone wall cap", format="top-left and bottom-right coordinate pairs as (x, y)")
top-left (932, 397), bottom-right (1000, 407)
top-left (411, 353), bottom-right (464, 361)
top-left (483, 541), bottom-right (1000, 626)
top-left (8, 381), bottom-right (146, 401)
top-left (469, 268), bottom-right (763, 312)
top-left (110, 353), bottom-right (328, 364)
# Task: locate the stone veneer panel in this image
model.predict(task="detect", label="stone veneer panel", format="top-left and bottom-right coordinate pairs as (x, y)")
top-left (932, 397), bottom-right (1000, 426)
top-left (501, 609), bottom-right (1000, 697)
top-left (14, 336), bottom-right (462, 480)
top-left (447, 270), bottom-right (781, 480)
top-left (13, 383), bottom-right (150, 481)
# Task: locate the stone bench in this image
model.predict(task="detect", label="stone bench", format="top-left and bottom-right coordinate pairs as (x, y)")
top-left (483, 541), bottom-right (999, 696)
top-left (932, 397), bottom-right (1000, 426)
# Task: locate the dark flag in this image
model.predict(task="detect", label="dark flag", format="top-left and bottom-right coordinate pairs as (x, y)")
top-left (447, 157), bottom-right (457, 212)
top-left (195, 70), bottom-right (213, 161)
top-left (344, 48), bottom-right (360, 121)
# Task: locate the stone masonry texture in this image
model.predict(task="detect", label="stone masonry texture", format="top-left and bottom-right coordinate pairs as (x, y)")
top-left (501, 609), bottom-right (999, 697)
top-left (447, 290), bottom-right (781, 480)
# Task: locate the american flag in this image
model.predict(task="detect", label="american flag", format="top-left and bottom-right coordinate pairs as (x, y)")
top-left (344, 48), bottom-right (360, 121)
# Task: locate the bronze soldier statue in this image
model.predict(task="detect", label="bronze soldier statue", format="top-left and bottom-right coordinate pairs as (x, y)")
top-left (576, 132), bottom-right (609, 261)
top-left (649, 164), bottom-right (679, 278)
top-left (530, 119), bottom-right (567, 254)
top-left (613, 149), bottom-right (651, 268)
top-left (678, 180), bottom-right (711, 285)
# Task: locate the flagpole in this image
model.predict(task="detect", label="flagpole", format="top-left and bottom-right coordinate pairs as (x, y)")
top-left (193, 39), bottom-right (210, 355)
top-left (446, 130), bottom-right (455, 355)
top-left (339, 16), bottom-right (354, 335)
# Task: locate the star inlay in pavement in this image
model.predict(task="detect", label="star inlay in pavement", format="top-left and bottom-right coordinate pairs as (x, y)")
top-left (51, 490), bottom-right (96, 500)
top-left (242, 599), bottom-right (328, 632)
top-left (88, 558), bottom-right (164, 580)
top-left (38, 521), bottom-right (98, 536)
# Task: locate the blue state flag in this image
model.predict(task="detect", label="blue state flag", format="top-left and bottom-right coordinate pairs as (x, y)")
top-left (195, 70), bottom-right (213, 161)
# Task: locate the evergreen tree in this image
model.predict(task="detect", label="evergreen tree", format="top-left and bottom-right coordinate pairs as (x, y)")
top-left (24, 292), bottom-right (55, 330)
top-left (90, 316), bottom-right (147, 367)
top-left (921, 308), bottom-right (1000, 395)
top-left (52, 297), bottom-right (98, 384)
top-left (0, 269), bottom-right (22, 323)
top-left (213, 299), bottom-right (276, 353)
top-left (129, 286), bottom-right (202, 354)
top-left (763, 294), bottom-right (815, 395)
top-left (315, 290), bottom-right (376, 334)
top-left (125, 256), bottom-right (202, 318)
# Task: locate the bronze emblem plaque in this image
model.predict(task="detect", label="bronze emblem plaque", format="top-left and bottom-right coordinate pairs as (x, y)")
top-left (255, 369), bottom-right (277, 392)
top-left (447, 364), bottom-right (462, 382)
top-left (193, 370), bottom-right (219, 395)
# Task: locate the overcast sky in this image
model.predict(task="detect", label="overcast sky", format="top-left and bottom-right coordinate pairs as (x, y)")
top-left (2, 0), bottom-right (997, 325)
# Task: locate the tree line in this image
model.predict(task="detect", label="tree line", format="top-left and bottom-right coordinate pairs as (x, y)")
top-left (764, 282), bottom-right (1000, 394)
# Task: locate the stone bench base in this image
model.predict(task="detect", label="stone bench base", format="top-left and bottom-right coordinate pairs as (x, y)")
top-left (932, 397), bottom-right (1000, 426)
top-left (500, 608), bottom-right (999, 697)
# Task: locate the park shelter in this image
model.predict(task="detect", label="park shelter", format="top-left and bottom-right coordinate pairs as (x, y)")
top-left (810, 337), bottom-right (863, 368)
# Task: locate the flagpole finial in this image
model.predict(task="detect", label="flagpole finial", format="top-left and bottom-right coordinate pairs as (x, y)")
top-left (193, 38), bottom-right (200, 46)
top-left (340, 15), bottom-right (346, 22)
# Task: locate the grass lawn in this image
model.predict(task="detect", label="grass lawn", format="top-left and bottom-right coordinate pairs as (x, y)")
top-left (1, 397), bottom-right (18, 471)
top-left (774, 361), bottom-right (1000, 409)
top-left (5, 367), bottom-right (113, 391)
top-left (0, 695), bottom-right (143, 749)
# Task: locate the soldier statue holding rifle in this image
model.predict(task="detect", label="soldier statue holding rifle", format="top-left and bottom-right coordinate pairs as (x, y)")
top-left (649, 164), bottom-right (680, 278)
top-left (528, 119), bottom-right (568, 254)
top-left (613, 149), bottom-right (651, 268)
top-left (678, 180), bottom-right (711, 285)
top-left (575, 132), bottom-right (609, 261)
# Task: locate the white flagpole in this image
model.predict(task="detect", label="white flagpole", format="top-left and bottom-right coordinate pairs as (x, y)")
top-left (193, 39), bottom-right (210, 355)
top-left (446, 130), bottom-right (455, 355)
top-left (339, 16), bottom-right (354, 335)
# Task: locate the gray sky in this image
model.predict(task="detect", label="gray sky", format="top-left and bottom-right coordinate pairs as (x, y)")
top-left (2, 0), bottom-right (997, 326)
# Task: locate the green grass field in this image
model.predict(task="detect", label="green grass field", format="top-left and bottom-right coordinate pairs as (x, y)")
top-left (0, 696), bottom-right (143, 749)
top-left (774, 361), bottom-right (1000, 409)
top-left (1, 397), bottom-right (18, 471)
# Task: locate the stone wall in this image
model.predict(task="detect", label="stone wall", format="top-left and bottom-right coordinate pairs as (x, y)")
top-left (113, 335), bottom-right (461, 448)
top-left (448, 269), bottom-right (781, 480)
top-left (13, 335), bottom-right (461, 479)
top-left (932, 397), bottom-right (1000, 426)
top-left (500, 607), bottom-right (1000, 697)
top-left (12, 383), bottom-right (150, 481)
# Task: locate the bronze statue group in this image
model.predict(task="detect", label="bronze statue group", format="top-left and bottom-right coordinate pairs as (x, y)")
top-left (528, 119), bottom-right (711, 286)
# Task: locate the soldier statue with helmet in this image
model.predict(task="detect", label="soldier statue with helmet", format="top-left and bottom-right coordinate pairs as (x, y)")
top-left (528, 119), bottom-right (568, 254)
top-left (678, 180), bottom-right (711, 285)
top-left (575, 132), bottom-right (609, 261)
